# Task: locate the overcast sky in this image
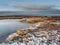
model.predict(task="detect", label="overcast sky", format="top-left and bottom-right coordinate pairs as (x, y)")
top-left (0, 0), bottom-right (60, 16)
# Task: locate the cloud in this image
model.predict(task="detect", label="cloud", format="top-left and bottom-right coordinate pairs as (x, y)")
top-left (8, 2), bottom-right (54, 10)
top-left (1, 2), bottom-right (60, 16)
top-left (16, 4), bottom-right (54, 10)
top-left (14, 3), bottom-right (60, 15)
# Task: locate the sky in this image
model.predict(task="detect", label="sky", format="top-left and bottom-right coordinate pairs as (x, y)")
top-left (0, 0), bottom-right (60, 16)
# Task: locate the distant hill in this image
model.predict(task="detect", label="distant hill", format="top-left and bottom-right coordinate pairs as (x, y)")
top-left (0, 15), bottom-right (60, 19)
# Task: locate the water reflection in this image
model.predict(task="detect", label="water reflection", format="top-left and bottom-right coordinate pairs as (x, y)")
top-left (0, 19), bottom-right (33, 42)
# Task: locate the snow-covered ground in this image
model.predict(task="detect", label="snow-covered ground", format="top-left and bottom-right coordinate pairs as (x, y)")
top-left (0, 19), bottom-right (60, 45)
top-left (0, 30), bottom-right (60, 45)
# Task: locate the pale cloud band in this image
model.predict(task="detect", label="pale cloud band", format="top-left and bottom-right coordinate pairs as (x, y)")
top-left (0, 2), bottom-right (60, 16)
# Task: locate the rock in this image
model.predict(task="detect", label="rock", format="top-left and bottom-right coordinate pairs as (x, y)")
top-left (26, 19), bottom-right (34, 23)
top-left (16, 30), bottom-right (24, 35)
top-left (6, 33), bottom-right (18, 42)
